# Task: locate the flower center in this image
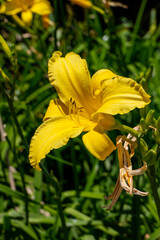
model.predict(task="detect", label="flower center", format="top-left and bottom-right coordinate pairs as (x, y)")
top-left (22, 0), bottom-right (33, 10)
top-left (69, 98), bottom-right (84, 123)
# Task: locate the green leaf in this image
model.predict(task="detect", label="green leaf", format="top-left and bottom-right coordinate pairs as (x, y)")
top-left (11, 220), bottom-right (39, 240)
top-left (79, 235), bottom-right (96, 240)
top-left (26, 83), bottom-right (52, 103)
top-left (64, 208), bottom-right (91, 221)
top-left (148, 228), bottom-right (160, 240)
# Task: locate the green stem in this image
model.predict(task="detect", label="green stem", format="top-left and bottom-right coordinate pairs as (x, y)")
top-left (59, 0), bottom-right (65, 25)
top-left (0, 82), bottom-right (29, 152)
top-left (115, 122), bottom-right (138, 138)
top-left (12, 15), bottom-right (34, 34)
top-left (0, 83), bottom-right (29, 224)
top-left (53, 0), bottom-right (58, 50)
top-left (11, 63), bottom-right (18, 101)
top-left (147, 166), bottom-right (160, 220)
top-left (39, 162), bottom-right (68, 239)
top-left (126, 0), bottom-right (147, 62)
top-left (18, 160), bottom-right (29, 225)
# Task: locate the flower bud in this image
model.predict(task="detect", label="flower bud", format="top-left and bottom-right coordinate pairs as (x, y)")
top-left (152, 118), bottom-right (157, 128)
top-left (0, 34), bottom-right (12, 59)
top-left (140, 118), bottom-right (146, 129)
top-left (140, 138), bottom-right (148, 155)
top-left (140, 78), bottom-right (148, 92)
top-left (143, 149), bottom-right (157, 166)
top-left (145, 66), bottom-right (153, 82)
top-left (154, 130), bottom-right (160, 144)
top-left (145, 110), bottom-right (155, 126)
top-left (0, 34), bottom-right (15, 64)
top-left (156, 117), bottom-right (160, 133)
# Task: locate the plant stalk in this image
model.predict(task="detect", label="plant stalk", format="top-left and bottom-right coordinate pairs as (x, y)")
top-left (0, 82), bottom-right (29, 151)
top-left (0, 83), bottom-right (29, 224)
top-left (39, 162), bottom-right (68, 239)
top-left (115, 122), bottom-right (138, 138)
top-left (147, 166), bottom-right (160, 220)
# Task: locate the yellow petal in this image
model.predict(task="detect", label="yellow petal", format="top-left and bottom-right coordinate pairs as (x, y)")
top-left (31, 0), bottom-right (53, 15)
top-left (43, 99), bottom-right (69, 121)
top-left (92, 69), bottom-right (117, 97)
top-left (91, 112), bottom-right (116, 131)
top-left (0, 3), bottom-right (6, 13)
top-left (70, 0), bottom-right (92, 8)
top-left (82, 125), bottom-right (116, 160)
top-left (48, 51), bottom-right (98, 114)
top-left (2, 0), bottom-right (22, 15)
top-left (43, 99), bottom-right (96, 131)
top-left (95, 76), bottom-right (151, 115)
top-left (21, 10), bottom-right (33, 26)
top-left (29, 117), bottom-right (83, 171)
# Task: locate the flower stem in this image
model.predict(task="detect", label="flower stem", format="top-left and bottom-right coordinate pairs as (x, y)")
top-left (12, 15), bottom-right (34, 34)
top-left (0, 82), bottom-right (29, 151)
top-left (39, 162), bottom-right (68, 239)
top-left (0, 82), bottom-right (29, 225)
top-left (115, 122), bottom-right (138, 138)
top-left (147, 166), bottom-right (160, 220)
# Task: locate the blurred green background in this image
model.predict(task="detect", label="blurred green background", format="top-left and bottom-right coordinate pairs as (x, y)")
top-left (0, 0), bottom-right (160, 239)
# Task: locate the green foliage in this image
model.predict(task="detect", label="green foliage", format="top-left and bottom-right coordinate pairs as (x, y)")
top-left (0, 0), bottom-right (160, 239)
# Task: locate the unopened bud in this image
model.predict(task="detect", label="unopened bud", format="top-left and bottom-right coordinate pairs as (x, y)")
top-left (154, 130), bottom-right (160, 144)
top-left (157, 117), bottom-right (160, 133)
top-left (140, 118), bottom-right (146, 129)
top-left (145, 110), bottom-right (155, 126)
top-left (0, 67), bottom-right (9, 81)
top-left (140, 138), bottom-right (148, 155)
top-left (143, 149), bottom-right (157, 166)
top-left (145, 66), bottom-right (153, 82)
top-left (0, 34), bottom-right (12, 59)
top-left (152, 118), bottom-right (157, 128)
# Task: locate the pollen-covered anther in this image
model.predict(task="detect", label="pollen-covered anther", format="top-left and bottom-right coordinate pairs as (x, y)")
top-left (69, 98), bottom-right (81, 123)
top-left (54, 99), bottom-right (65, 116)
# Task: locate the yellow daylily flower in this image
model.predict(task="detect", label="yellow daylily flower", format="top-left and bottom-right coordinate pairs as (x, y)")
top-left (29, 51), bottom-right (151, 171)
top-left (0, 0), bottom-right (53, 26)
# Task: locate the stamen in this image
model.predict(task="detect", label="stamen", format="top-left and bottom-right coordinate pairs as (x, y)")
top-left (69, 98), bottom-right (80, 123)
top-left (54, 99), bottom-right (65, 116)
top-left (69, 98), bottom-right (72, 116)
top-left (72, 100), bottom-right (76, 119)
